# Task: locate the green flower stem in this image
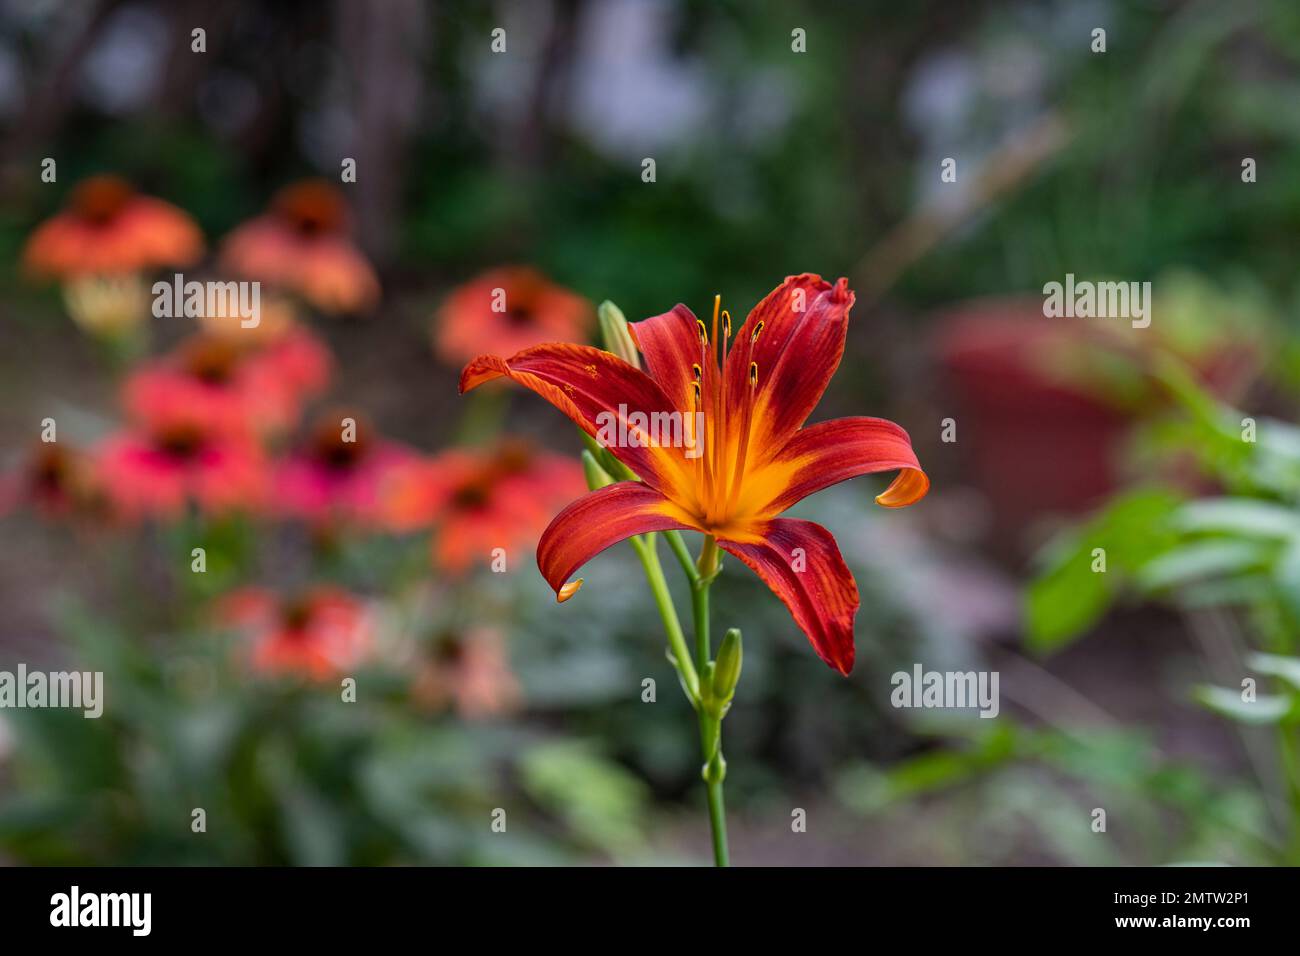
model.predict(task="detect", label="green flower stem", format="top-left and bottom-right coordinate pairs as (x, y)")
top-left (629, 533), bottom-right (699, 702)
top-left (630, 531), bottom-right (732, 866)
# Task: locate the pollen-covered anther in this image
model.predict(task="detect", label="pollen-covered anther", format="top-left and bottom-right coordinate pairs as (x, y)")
top-left (722, 310), bottom-right (731, 339)
top-left (748, 361), bottom-right (758, 386)
top-left (557, 579), bottom-right (583, 602)
top-left (751, 320), bottom-right (764, 343)
top-left (692, 363), bottom-right (702, 380)
top-left (696, 319), bottom-right (708, 344)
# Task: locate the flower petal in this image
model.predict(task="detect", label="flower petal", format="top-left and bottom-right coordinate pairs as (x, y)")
top-left (727, 274), bottom-right (853, 449)
top-left (536, 482), bottom-right (692, 600)
top-left (717, 518), bottom-right (859, 674)
top-left (628, 304), bottom-right (700, 412)
top-left (460, 343), bottom-right (692, 494)
top-left (757, 416), bottom-right (929, 514)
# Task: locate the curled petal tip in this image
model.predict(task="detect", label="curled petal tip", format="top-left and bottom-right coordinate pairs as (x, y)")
top-left (830, 276), bottom-right (851, 303)
top-left (557, 579), bottom-right (584, 603)
top-left (874, 467), bottom-right (930, 509)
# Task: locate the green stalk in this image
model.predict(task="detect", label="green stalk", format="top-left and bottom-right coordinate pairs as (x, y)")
top-left (629, 534), bottom-right (699, 701)
top-left (630, 531), bottom-right (732, 866)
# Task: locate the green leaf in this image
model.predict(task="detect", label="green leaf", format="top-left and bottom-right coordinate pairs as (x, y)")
top-left (1137, 540), bottom-right (1270, 591)
top-left (1173, 498), bottom-right (1300, 539)
top-left (1194, 686), bottom-right (1294, 725)
top-left (1024, 488), bottom-right (1184, 654)
top-left (1245, 652), bottom-right (1300, 693)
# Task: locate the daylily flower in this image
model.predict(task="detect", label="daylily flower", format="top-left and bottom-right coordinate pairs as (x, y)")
top-left (220, 179), bottom-right (380, 315)
top-left (433, 266), bottom-right (592, 366)
top-left (22, 174), bottom-right (204, 279)
top-left (385, 438), bottom-right (586, 575)
top-left (123, 330), bottom-right (331, 438)
top-left (410, 627), bottom-right (521, 719)
top-left (216, 586), bottom-right (372, 681)
top-left (460, 274), bottom-right (928, 674)
top-left (95, 383), bottom-right (267, 521)
top-left (274, 409), bottom-right (419, 528)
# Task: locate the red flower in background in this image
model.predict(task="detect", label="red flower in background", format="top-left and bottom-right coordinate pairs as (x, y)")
top-left (22, 174), bottom-right (203, 278)
top-left (96, 383), bottom-right (266, 521)
top-left (274, 409), bottom-right (418, 528)
top-left (123, 330), bottom-right (331, 438)
top-left (433, 266), bottom-right (592, 365)
top-left (410, 627), bottom-right (521, 719)
top-left (220, 179), bottom-right (380, 315)
top-left (386, 439), bottom-right (585, 575)
top-left (460, 274), bottom-right (929, 675)
top-left (217, 586), bottom-right (372, 681)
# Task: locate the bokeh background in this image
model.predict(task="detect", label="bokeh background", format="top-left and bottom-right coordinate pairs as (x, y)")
top-left (2, 0), bottom-right (1300, 865)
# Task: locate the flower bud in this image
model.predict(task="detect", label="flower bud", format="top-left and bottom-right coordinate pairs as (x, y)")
top-left (581, 449), bottom-right (615, 491)
top-left (598, 300), bottom-right (640, 369)
top-left (711, 628), bottom-right (743, 706)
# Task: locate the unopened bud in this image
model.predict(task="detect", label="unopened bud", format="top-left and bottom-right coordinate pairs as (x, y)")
top-left (711, 628), bottom-right (742, 707)
top-left (598, 300), bottom-right (640, 369)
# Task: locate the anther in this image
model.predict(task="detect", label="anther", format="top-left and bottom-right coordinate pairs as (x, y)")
top-left (748, 361), bottom-right (758, 386)
top-left (751, 320), bottom-right (764, 342)
top-left (696, 319), bottom-right (708, 344)
top-left (722, 310), bottom-right (731, 338)
top-left (692, 363), bottom-right (702, 380)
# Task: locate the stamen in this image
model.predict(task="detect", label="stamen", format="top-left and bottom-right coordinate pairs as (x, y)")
top-left (724, 360), bottom-right (759, 516)
top-left (692, 363), bottom-right (702, 380)
top-left (751, 320), bottom-right (764, 343)
top-left (696, 319), bottom-right (708, 344)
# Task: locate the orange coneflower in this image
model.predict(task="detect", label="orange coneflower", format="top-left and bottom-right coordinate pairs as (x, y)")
top-left (23, 175), bottom-right (204, 337)
top-left (460, 274), bottom-right (929, 674)
top-left (433, 266), bottom-right (593, 366)
top-left (0, 441), bottom-right (106, 520)
top-left (23, 174), bottom-right (203, 279)
top-left (217, 586), bottom-right (372, 681)
top-left (386, 439), bottom-right (586, 575)
top-left (220, 179), bottom-right (380, 315)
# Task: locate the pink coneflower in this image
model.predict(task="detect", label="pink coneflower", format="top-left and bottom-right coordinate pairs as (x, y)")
top-left (217, 586), bottom-right (372, 681)
top-left (410, 627), bottom-right (521, 719)
top-left (385, 439), bottom-right (586, 575)
top-left (274, 410), bottom-right (418, 528)
top-left (95, 386), bottom-right (266, 521)
top-left (220, 179), bottom-right (380, 315)
top-left (123, 330), bottom-right (332, 439)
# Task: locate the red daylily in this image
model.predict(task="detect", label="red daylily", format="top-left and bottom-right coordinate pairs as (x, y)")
top-left (460, 274), bottom-right (928, 674)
